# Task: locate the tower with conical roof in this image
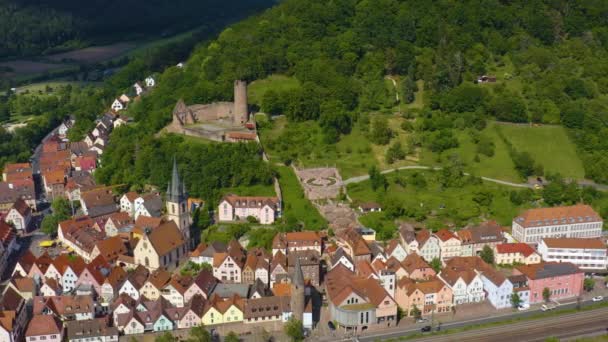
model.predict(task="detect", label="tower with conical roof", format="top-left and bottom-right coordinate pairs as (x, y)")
top-left (166, 157), bottom-right (191, 243)
top-left (290, 257), bottom-right (305, 321)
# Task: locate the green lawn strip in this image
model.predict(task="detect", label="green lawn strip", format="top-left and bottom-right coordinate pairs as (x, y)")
top-left (379, 301), bottom-right (608, 341)
top-left (248, 74), bottom-right (301, 106)
top-left (220, 183), bottom-right (276, 197)
top-left (275, 165), bottom-right (326, 230)
top-left (495, 122), bottom-right (585, 179)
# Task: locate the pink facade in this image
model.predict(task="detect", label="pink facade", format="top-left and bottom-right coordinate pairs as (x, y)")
top-left (408, 268), bottom-right (436, 281)
top-left (513, 263), bottom-right (584, 304)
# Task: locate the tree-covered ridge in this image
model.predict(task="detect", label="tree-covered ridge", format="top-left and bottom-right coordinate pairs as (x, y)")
top-left (0, 0), bottom-right (275, 58)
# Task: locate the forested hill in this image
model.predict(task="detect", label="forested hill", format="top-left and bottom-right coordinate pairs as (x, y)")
top-left (101, 0), bottom-right (608, 187)
top-left (0, 0), bottom-right (276, 58)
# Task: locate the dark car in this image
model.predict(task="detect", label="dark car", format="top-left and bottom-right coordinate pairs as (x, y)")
top-left (328, 321), bottom-right (336, 331)
top-left (421, 325), bottom-right (432, 332)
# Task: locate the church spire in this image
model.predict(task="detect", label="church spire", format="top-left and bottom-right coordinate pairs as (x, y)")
top-left (168, 156), bottom-right (186, 203)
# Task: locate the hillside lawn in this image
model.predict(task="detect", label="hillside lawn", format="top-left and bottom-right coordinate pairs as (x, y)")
top-left (248, 74), bottom-right (301, 107)
top-left (275, 165), bottom-right (326, 230)
top-left (495, 122), bottom-right (585, 179)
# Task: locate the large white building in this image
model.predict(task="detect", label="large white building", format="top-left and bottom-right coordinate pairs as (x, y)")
top-left (218, 194), bottom-right (280, 225)
top-left (512, 205), bottom-right (603, 244)
top-left (538, 238), bottom-right (608, 271)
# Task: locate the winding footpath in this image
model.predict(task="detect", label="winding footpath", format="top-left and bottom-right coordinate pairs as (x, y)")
top-left (343, 165), bottom-right (608, 191)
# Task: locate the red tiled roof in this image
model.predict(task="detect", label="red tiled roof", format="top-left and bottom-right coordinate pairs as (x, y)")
top-left (495, 243), bottom-right (538, 257)
top-left (514, 205), bottom-right (601, 228)
top-left (541, 238), bottom-right (606, 249)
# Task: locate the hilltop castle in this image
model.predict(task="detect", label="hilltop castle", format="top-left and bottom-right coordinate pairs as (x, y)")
top-left (171, 80), bottom-right (248, 126)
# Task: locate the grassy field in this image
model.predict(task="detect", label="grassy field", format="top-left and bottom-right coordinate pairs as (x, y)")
top-left (348, 169), bottom-right (533, 234)
top-left (419, 121), bottom-right (585, 182)
top-left (496, 122), bottom-right (585, 179)
top-left (248, 75), bottom-right (301, 107)
top-left (275, 165), bottom-right (326, 230)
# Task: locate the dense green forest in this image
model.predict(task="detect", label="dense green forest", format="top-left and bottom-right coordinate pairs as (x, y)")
top-left (0, 0), bottom-right (275, 58)
top-left (95, 0), bottom-right (608, 186)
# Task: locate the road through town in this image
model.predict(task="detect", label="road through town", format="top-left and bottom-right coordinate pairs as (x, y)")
top-left (354, 303), bottom-right (608, 342)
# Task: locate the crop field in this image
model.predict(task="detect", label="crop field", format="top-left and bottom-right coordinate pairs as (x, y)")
top-left (46, 42), bottom-right (136, 63)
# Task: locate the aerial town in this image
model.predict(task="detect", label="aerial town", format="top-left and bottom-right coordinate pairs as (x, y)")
top-left (3, 1), bottom-right (608, 342)
top-left (0, 79), bottom-right (607, 341)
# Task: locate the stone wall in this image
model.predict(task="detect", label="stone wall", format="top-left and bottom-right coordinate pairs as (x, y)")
top-left (190, 102), bottom-right (235, 122)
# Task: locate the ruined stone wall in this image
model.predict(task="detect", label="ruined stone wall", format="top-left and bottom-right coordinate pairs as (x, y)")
top-left (189, 102), bottom-right (235, 122)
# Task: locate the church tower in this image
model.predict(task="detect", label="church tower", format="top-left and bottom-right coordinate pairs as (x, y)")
top-left (290, 257), bottom-right (305, 321)
top-left (166, 157), bottom-right (191, 243)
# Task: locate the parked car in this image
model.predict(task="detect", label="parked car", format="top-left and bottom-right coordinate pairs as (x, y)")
top-left (518, 303), bottom-right (530, 311)
top-left (541, 304), bottom-right (549, 311)
top-left (417, 318), bottom-right (428, 323)
top-left (421, 326), bottom-right (432, 332)
top-left (592, 296), bottom-right (604, 302)
top-left (327, 321), bottom-right (336, 331)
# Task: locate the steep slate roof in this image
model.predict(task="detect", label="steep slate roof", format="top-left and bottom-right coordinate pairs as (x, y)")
top-left (463, 221), bottom-right (504, 244)
top-left (514, 204), bottom-right (602, 228)
top-left (191, 270), bottom-right (218, 296)
top-left (244, 295), bottom-right (290, 319)
top-left (541, 238), bottom-right (606, 249)
top-left (331, 247), bottom-right (353, 266)
top-left (516, 262), bottom-right (582, 280)
top-left (26, 315), bottom-right (62, 337)
top-left (140, 193), bottom-right (163, 217)
top-left (65, 317), bottom-right (118, 340)
top-left (495, 243), bottom-right (538, 257)
top-left (81, 188), bottom-right (117, 217)
top-left (221, 194), bottom-right (279, 208)
top-left (104, 266), bottom-right (128, 289)
top-left (145, 221), bottom-right (185, 256)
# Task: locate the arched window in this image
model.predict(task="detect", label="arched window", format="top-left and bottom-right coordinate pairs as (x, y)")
top-left (172, 204), bottom-right (176, 214)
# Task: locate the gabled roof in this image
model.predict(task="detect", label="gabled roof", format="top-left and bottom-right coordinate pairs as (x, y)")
top-left (10, 198), bottom-right (31, 217)
top-left (144, 221), bottom-right (185, 256)
top-left (331, 247), bottom-right (353, 266)
top-left (104, 266), bottom-right (128, 289)
top-left (191, 270), bottom-right (217, 296)
top-left (26, 315), bottom-right (62, 337)
top-left (94, 236), bottom-right (127, 262)
top-left (495, 243), bottom-right (538, 257)
top-left (434, 229), bottom-right (458, 242)
top-left (339, 228), bottom-right (371, 256)
top-left (65, 317), bottom-right (118, 339)
top-left (401, 253), bottom-right (432, 274)
top-left (220, 194), bottom-right (279, 208)
top-left (125, 265), bottom-right (150, 289)
top-left (146, 268), bottom-right (172, 289)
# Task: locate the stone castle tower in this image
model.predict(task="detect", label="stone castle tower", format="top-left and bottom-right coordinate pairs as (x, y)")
top-left (166, 157), bottom-right (191, 243)
top-left (233, 80), bottom-right (248, 124)
top-left (290, 257), bottom-right (305, 321)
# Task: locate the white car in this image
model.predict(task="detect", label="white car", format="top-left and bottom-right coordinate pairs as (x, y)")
top-left (540, 304), bottom-right (549, 311)
top-left (518, 304), bottom-right (530, 311)
top-left (592, 296), bottom-right (603, 302)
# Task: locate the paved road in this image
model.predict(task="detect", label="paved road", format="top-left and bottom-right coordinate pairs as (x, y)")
top-left (358, 305), bottom-right (608, 342)
top-left (341, 299), bottom-right (606, 342)
top-left (343, 165), bottom-right (533, 188)
top-left (343, 165), bottom-right (608, 191)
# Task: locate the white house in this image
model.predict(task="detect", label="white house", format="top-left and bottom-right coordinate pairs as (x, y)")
top-left (416, 229), bottom-right (441, 262)
top-left (119, 192), bottom-right (138, 217)
top-left (512, 205), bottom-right (603, 244)
top-left (480, 268), bottom-right (513, 309)
top-left (538, 238), bottom-right (608, 271)
top-left (119, 279), bottom-right (142, 300)
top-left (434, 229), bottom-right (461, 261)
top-left (133, 82), bottom-right (144, 96)
top-left (5, 199), bottom-right (32, 232)
top-left (213, 253), bottom-right (243, 283)
top-left (330, 248), bottom-right (355, 271)
top-left (145, 76), bottom-right (155, 88)
top-left (438, 269), bottom-right (484, 305)
top-left (111, 99), bottom-right (125, 112)
top-left (385, 240), bottom-right (407, 262)
top-left (58, 119), bottom-right (74, 137)
top-left (134, 193), bottom-right (163, 219)
top-left (218, 194), bottom-right (280, 225)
